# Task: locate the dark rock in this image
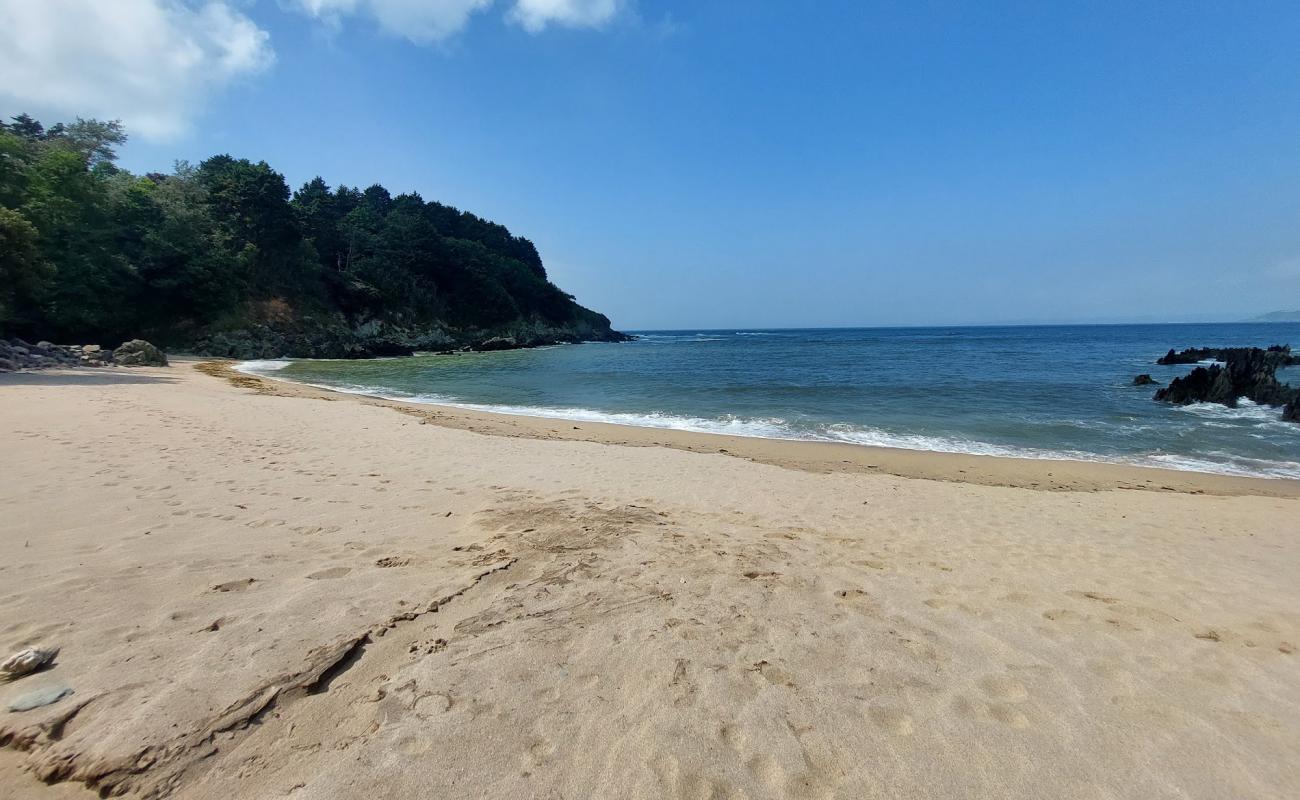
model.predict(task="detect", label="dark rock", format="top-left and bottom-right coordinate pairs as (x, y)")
top-left (1285, 396), bottom-right (1300, 423)
top-left (0, 357), bottom-right (18, 372)
top-left (187, 313), bottom-right (630, 360)
top-left (1132, 374), bottom-right (1158, 386)
top-left (1157, 344), bottom-right (1300, 366)
top-left (1154, 347), bottom-right (1298, 420)
top-left (113, 339), bottom-right (168, 366)
top-left (474, 336), bottom-right (518, 352)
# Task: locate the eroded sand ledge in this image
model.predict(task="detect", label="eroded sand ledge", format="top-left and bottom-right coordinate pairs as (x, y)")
top-left (1, 362), bottom-right (1297, 799)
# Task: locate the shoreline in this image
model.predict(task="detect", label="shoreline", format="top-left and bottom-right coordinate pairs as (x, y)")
top-left (212, 359), bottom-right (1300, 497)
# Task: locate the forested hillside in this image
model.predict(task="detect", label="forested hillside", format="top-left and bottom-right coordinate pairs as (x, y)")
top-left (0, 114), bottom-right (625, 357)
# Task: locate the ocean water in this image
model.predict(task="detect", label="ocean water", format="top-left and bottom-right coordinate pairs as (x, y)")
top-left (238, 324), bottom-right (1300, 479)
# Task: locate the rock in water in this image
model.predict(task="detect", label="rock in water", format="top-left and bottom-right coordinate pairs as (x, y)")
top-left (1153, 346), bottom-right (1298, 420)
top-left (113, 339), bottom-right (168, 366)
top-left (7, 685), bottom-right (73, 712)
top-left (1132, 374), bottom-right (1158, 386)
top-left (1, 646), bottom-right (59, 680)
top-left (1157, 344), bottom-right (1300, 366)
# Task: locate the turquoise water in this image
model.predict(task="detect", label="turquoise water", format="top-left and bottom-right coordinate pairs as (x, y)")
top-left (240, 324), bottom-right (1300, 478)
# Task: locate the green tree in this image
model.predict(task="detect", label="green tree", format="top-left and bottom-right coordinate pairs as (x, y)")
top-left (57, 118), bottom-right (127, 167)
top-left (0, 207), bottom-right (52, 329)
top-left (0, 113), bottom-right (620, 350)
top-left (198, 155), bottom-right (318, 298)
top-left (6, 113), bottom-right (44, 139)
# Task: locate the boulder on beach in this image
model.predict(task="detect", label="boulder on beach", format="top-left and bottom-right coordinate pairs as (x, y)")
top-left (113, 339), bottom-right (168, 367)
top-left (1, 339), bottom-right (88, 370)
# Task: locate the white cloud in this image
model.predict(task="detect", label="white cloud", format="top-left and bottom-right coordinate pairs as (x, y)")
top-left (509, 0), bottom-right (623, 33)
top-left (288, 0), bottom-right (492, 43)
top-left (0, 0), bottom-right (273, 140)
top-left (288, 0), bottom-right (625, 41)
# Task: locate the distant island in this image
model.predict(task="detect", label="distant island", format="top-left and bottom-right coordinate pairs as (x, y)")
top-left (1253, 310), bottom-right (1300, 322)
top-left (0, 114), bottom-right (626, 358)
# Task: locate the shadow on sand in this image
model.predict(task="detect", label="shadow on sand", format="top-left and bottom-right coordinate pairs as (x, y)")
top-left (0, 369), bottom-right (179, 388)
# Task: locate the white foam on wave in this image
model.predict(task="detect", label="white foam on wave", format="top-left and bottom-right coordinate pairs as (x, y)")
top-left (235, 361), bottom-right (1300, 480)
top-left (1176, 399), bottom-right (1300, 431)
top-left (632, 334), bottom-right (718, 344)
top-left (235, 359), bottom-right (292, 375)
top-left (1143, 452), bottom-right (1300, 479)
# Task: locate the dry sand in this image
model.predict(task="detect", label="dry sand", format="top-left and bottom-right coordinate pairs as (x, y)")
top-left (1, 361), bottom-right (1297, 799)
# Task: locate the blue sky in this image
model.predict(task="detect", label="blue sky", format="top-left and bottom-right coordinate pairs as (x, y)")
top-left (3, 1), bottom-right (1300, 329)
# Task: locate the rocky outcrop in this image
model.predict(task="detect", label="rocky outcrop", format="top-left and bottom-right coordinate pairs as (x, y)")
top-left (473, 336), bottom-right (517, 352)
top-left (1, 339), bottom-right (84, 371)
top-left (192, 318), bottom-right (632, 360)
top-left (1153, 346), bottom-right (1298, 421)
top-left (1132, 374), bottom-right (1158, 386)
top-left (1285, 396), bottom-right (1300, 423)
top-left (113, 339), bottom-right (168, 366)
top-left (1157, 345), bottom-right (1300, 366)
top-left (0, 338), bottom-right (168, 371)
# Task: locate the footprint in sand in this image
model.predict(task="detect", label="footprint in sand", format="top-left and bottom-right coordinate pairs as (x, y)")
top-left (750, 660), bottom-right (796, 687)
top-left (307, 566), bottom-right (351, 580)
top-left (986, 703), bottom-right (1030, 728)
top-left (294, 524), bottom-right (341, 535)
top-left (867, 705), bottom-right (915, 736)
top-left (978, 674), bottom-right (1028, 702)
top-left (211, 578), bottom-right (257, 593)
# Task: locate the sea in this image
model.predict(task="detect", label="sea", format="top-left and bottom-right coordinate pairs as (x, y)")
top-left (237, 323), bottom-right (1300, 479)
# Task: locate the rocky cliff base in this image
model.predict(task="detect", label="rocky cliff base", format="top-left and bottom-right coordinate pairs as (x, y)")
top-left (193, 319), bottom-right (632, 360)
top-left (0, 339), bottom-right (168, 372)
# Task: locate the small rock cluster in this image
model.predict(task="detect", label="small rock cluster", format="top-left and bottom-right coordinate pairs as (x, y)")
top-left (0, 338), bottom-right (168, 372)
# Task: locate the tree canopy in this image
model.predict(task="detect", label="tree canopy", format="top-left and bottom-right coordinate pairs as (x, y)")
top-left (0, 114), bottom-right (620, 355)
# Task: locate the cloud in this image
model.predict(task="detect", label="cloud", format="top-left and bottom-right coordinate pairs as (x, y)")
top-left (509, 0), bottom-right (623, 33)
top-left (289, 0), bottom-right (626, 42)
top-left (0, 0), bottom-right (273, 141)
top-left (288, 0), bottom-right (492, 43)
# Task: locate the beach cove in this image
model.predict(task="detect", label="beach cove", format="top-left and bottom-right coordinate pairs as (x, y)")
top-left (1, 360), bottom-right (1297, 799)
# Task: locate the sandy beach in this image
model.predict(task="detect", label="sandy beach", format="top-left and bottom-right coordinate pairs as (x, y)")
top-left (2, 360), bottom-right (1297, 799)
